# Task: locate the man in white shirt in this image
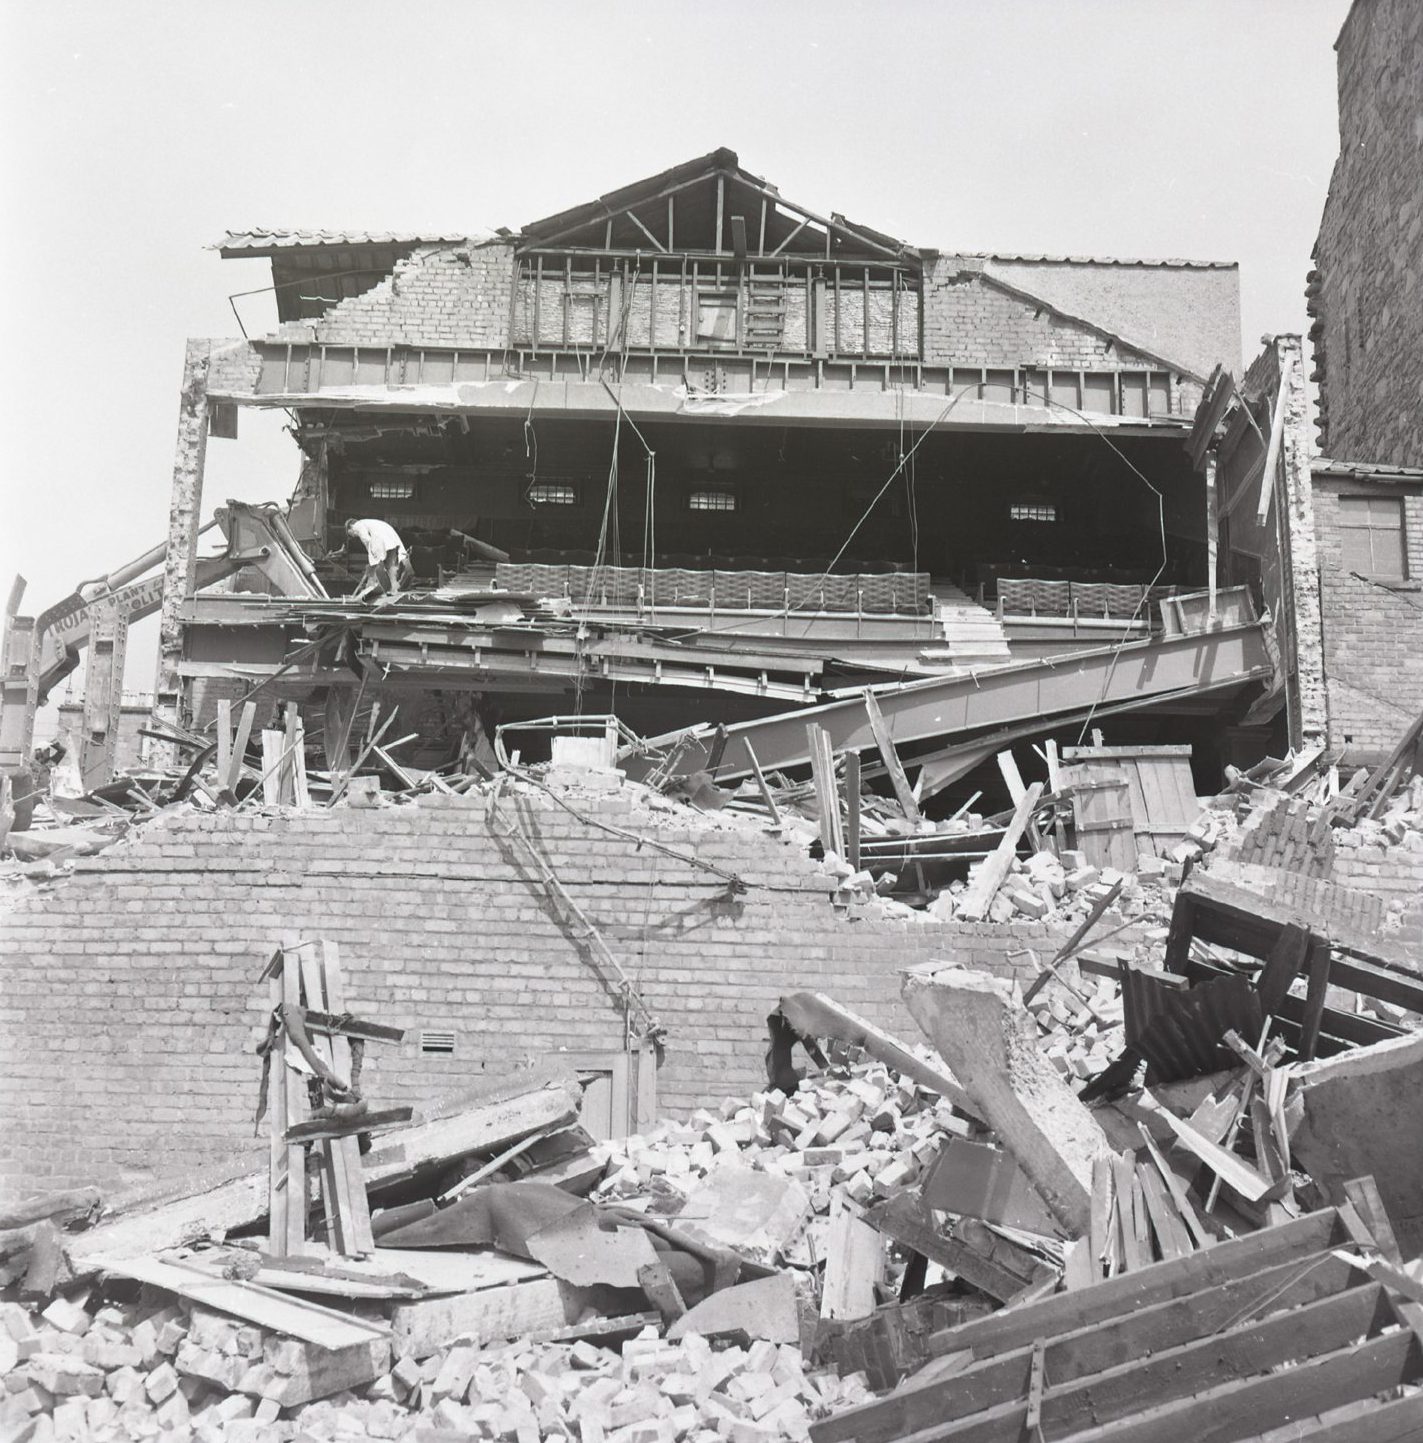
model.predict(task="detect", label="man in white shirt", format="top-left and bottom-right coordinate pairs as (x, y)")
top-left (345, 518), bottom-right (411, 597)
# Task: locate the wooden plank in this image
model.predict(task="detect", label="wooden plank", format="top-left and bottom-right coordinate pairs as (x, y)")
top-left (863, 689), bottom-right (921, 822)
top-left (225, 701), bottom-right (257, 793)
top-left (916, 1209), bottom-right (1347, 1364)
top-left (904, 1284), bottom-right (1399, 1443)
top-left (844, 750), bottom-right (861, 872)
top-left (995, 750), bottom-right (1026, 807)
top-left (743, 740), bottom-right (782, 828)
top-left (1297, 938), bottom-right (1332, 1062)
top-left (267, 951), bottom-right (290, 1257)
top-left (390, 1277), bottom-right (568, 1360)
top-left (1341, 1175), bottom-right (1402, 1263)
top-left (282, 704), bottom-right (300, 804)
top-left (371, 1248), bottom-right (547, 1293)
top-left (1024, 878), bottom-right (1126, 1003)
top-left (319, 940), bottom-right (375, 1254)
top-left (1255, 1392), bottom-right (1423, 1443)
top-left (1136, 1160), bottom-right (1191, 1261)
top-left (293, 941), bottom-right (355, 1257)
top-left (1152, 1103), bottom-right (1275, 1202)
top-left (864, 1193), bottom-right (1026, 1304)
top-left (1041, 1328), bottom-right (1418, 1443)
top-left (68, 1071), bottom-right (582, 1276)
top-left (216, 699), bottom-right (232, 783)
top-left (281, 946), bottom-right (308, 1257)
top-left (1136, 1124), bottom-right (1211, 1250)
top-left (1114, 1154), bottom-right (1148, 1270)
top-left (805, 723), bottom-right (844, 857)
top-left (819, 1195), bottom-right (882, 1321)
top-left (261, 729), bottom-right (285, 805)
top-left (956, 783), bottom-right (1043, 922)
top-left (85, 1253), bottom-right (390, 1347)
top-left (1089, 1155), bottom-right (1112, 1275)
top-left (823, 1250), bottom-right (1369, 1443)
top-left (1256, 923), bottom-right (1311, 1016)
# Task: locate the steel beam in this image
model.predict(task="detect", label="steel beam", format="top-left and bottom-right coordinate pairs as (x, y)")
top-left (624, 623), bottom-right (1271, 783)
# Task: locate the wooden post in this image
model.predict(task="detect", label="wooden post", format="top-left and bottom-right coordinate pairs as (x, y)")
top-left (319, 940), bottom-right (373, 1252)
top-left (863, 689), bottom-right (921, 822)
top-left (266, 953), bottom-right (290, 1257)
top-left (956, 783), bottom-right (1044, 922)
top-left (806, 723), bottom-right (845, 858)
top-left (225, 701), bottom-right (257, 796)
top-left (216, 699), bottom-right (232, 782)
top-left (845, 751), bottom-right (862, 872)
top-left (744, 741), bottom-right (782, 828)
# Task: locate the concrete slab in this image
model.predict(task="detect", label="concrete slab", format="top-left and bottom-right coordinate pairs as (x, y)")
top-left (903, 965), bottom-right (1110, 1238)
top-left (1289, 1031), bottom-right (1423, 1258)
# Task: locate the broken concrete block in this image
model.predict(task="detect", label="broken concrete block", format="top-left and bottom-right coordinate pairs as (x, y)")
top-left (144, 1360), bottom-right (179, 1404)
top-left (675, 1166), bottom-right (810, 1265)
top-left (25, 1354), bottom-right (104, 1399)
top-left (667, 1274), bottom-right (799, 1345)
top-left (903, 965), bottom-right (1110, 1238)
top-left (1289, 1031), bottom-right (1423, 1258)
top-left (1004, 883), bottom-right (1049, 920)
top-left (38, 1300), bottom-right (89, 1337)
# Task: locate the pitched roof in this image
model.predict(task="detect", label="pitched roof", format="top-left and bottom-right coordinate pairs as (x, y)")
top-left (518, 147), bottom-right (918, 263)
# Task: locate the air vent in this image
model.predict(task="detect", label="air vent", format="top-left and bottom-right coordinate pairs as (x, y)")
top-left (420, 1030), bottom-right (456, 1055)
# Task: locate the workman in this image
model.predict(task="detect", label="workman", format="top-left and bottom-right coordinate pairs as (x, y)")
top-left (345, 517), bottom-right (412, 597)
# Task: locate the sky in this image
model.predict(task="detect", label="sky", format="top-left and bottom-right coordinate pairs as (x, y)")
top-left (0, 0), bottom-right (1351, 701)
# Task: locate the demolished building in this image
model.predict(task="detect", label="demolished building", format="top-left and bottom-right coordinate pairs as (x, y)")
top-left (4, 57), bottom-right (1423, 1442)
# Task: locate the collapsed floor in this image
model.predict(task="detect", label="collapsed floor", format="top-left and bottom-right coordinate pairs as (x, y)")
top-left (3, 713), bottom-right (1423, 1440)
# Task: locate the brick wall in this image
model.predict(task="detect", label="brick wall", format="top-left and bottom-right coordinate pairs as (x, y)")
top-left (273, 240), bottom-right (515, 351)
top-left (919, 256), bottom-right (1188, 392)
top-left (1331, 826), bottom-right (1423, 913)
top-left (1312, 472), bottom-right (1423, 752)
top-left (1310, 0), bottom-right (1423, 466)
top-left (0, 779), bottom-right (1071, 1206)
top-left (984, 258), bottom-right (1240, 380)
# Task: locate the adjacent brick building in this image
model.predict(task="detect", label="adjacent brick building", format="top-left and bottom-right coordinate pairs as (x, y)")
top-left (1308, 0), bottom-right (1423, 468)
top-left (1299, 0), bottom-right (1423, 757)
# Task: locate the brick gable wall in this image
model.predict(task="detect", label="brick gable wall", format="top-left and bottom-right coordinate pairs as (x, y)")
top-left (273, 240), bottom-right (516, 351)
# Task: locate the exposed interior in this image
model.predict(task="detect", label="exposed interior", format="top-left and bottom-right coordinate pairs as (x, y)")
top-left (304, 415), bottom-right (1206, 600)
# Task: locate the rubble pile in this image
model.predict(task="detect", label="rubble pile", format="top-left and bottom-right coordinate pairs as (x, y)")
top-left (0, 1289), bottom-right (872, 1443)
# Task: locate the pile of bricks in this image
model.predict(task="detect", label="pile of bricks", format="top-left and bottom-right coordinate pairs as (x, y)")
top-left (0, 1288), bottom-right (874, 1443)
top-left (593, 1065), bottom-right (960, 1219)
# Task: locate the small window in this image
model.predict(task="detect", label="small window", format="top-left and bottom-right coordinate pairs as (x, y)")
top-left (1010, 503), bottom-right (1057, 523)
top-left (419, 1030), bottom-right (456, 1055)
top-left (688, 488), bottom-right (737, 512)
top-left (1338, 495), bottom-right (1406, 579)
top-left (696, 292), bottom-right (739, 345)
top-left (528, 482), bottom-right (577, 506)
top-left (369, 479), bottom-right (416, 501)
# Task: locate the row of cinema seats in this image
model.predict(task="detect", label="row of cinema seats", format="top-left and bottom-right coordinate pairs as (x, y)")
top-left (515, 549), bottom-right (919, 576)
top-left (496, 562), bottom-right (932, 615)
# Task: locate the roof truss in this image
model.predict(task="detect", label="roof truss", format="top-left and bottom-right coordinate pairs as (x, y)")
top-left (519, 148), bottom-right (918, 267)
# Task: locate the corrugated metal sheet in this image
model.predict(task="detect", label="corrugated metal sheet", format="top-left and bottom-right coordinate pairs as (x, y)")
top-left (985, 252), bottom-right (1237, 270)
top-left (217, 228), bottom-right (474, 254)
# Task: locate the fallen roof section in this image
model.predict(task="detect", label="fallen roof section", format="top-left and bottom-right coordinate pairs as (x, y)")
top-left (625, 612), bottom-right (1272, 786)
